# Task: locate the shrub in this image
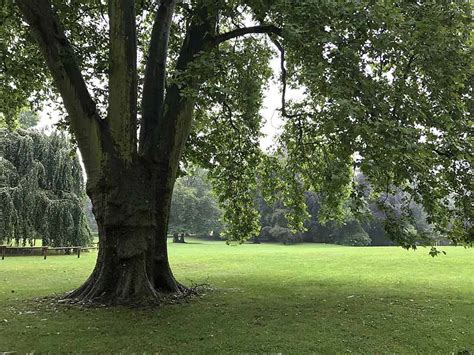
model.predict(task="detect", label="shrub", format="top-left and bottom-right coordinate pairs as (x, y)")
top-left (333, 221), bottom-right (372, 246)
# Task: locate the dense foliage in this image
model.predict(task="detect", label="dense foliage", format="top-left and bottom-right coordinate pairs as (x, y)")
top-left (253, 2), bottom-right (473, 249)
top-left (0, 109), bottom-right (39, 130)
top-left (257, 177), bottom-right (446, 247)
top-left (0, 128), bottom-right (91, 247)
top-left (189, 1), bottom-right (473, 248)
top-left (164, 169), bottom-right (447, 247)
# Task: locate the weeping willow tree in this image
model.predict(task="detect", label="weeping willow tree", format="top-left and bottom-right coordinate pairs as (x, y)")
top-left (0, 128), bottom-right (91, 247)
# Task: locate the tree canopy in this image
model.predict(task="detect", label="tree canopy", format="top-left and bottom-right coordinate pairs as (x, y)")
top-left (1, 0), bottom-right (472, 304)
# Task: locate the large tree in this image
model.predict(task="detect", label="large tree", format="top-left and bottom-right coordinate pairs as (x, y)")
top-left (1, 1), bottom-right (471, 304)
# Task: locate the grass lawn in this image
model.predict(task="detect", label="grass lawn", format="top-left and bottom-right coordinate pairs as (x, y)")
top-left (0, 240), bottom-right (472, 353)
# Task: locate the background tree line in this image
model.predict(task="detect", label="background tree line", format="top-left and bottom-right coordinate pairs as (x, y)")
top-left (107, 168), bottom-right (446, 247)
top-left (0, 112), bottom-right (449, 249)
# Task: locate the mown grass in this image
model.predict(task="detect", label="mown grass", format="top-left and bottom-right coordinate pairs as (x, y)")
top-left (0, 240), bottom-right (472, 353)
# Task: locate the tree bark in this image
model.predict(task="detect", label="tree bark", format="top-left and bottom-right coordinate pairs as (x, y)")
top-left (107, 0), bottom-right (138, 162)
top-left (147, 177), bottom-right (185, 292)
top-left (67, 159), bottom-right (186, 304)
top-left (67, 224), bottom-right (159, 304)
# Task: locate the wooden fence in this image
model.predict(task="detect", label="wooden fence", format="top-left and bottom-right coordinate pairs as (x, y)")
top-left (0, 245), bottom-right (98, 260)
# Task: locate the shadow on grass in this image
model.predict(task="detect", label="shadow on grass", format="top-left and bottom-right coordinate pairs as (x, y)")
top-left (0, 278), bottom-right (471, 354)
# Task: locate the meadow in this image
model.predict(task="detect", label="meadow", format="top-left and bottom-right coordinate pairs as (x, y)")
top-left (0, 240), bottom-right (472, 353)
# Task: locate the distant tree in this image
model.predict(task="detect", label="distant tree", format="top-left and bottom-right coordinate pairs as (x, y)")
top-left (84, 197), bottom-right (98, 234)
top-left (302, 191), bottom-right (335, 243)
top-left (169, 169), bottom-right (223, 238)
top-left (18, 110), bottom-right (39, 129)
top-left (373, 190), bottom-right (449, 248)
top-left (363, 217), bottom-right (394, 247)
top-left (0, 128), bottom-right (91, 247)
top-left (331, 220), bottom-right (372, 246)
top-left (258, 177), bottom-right (446, 247)
top-left (256, 195), bottom-right (302, 244)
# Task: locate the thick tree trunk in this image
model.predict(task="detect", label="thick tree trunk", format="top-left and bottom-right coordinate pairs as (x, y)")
top-left (67, 161), bottom-right (185, 305)
top-left (67, 223), bottom-right (158, 304)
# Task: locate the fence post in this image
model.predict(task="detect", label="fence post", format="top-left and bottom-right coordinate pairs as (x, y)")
top-left (42, 246), bottom-right (48, 260)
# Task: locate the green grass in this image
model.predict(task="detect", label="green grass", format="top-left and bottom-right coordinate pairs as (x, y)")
top-left (0, 240), bottom-right (472, 353)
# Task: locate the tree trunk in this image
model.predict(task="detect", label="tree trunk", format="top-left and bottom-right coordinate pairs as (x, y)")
top-left (67, 161), bottom-right (184, 304)
top-left (148, 227), bottom-right (184, 293)
top-left (67, 223), bottom-right (158, 304)
top-left (173, 233), bottom-right (185, 243)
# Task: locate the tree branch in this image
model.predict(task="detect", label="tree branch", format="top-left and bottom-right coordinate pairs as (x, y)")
top-left (270, 36), bottom-right (306, 122)
top-left (270, 36), bottom-right (308, 153)
top-left (139, 0), bottom-right (177, 153)
top-left (140, 3), bottom-right (216, 163)
top-left (108, 0), bottom-right (138, 162)
top-left (270, 37), bottom-right (289, 117)
top-left (16, 0), bottom-right (104, 184)
top-left (213, 24), bottom-right (282, 45)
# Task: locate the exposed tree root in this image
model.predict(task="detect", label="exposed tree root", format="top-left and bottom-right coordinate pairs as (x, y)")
top-left (61, 281), bottom-right (213, 308)
top-left (62, 288), bottom-right (196, 308)
top-left (62, 276), bottom-right (212, 308)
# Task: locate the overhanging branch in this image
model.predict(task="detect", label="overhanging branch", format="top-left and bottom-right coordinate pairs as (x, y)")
top-left (270, 37), bottom-right (289, 117)
top-left (271, 36), bottom-right (307, 152)
top-left (214, 24), bottom-right (282, 45)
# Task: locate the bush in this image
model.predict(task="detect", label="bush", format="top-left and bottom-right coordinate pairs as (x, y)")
top-left (333, 221), bottom-right (372, 246)
top-left (270, 226), bottom-right (292, 243)
top-left (267, 226), bottom-right (302, 244)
